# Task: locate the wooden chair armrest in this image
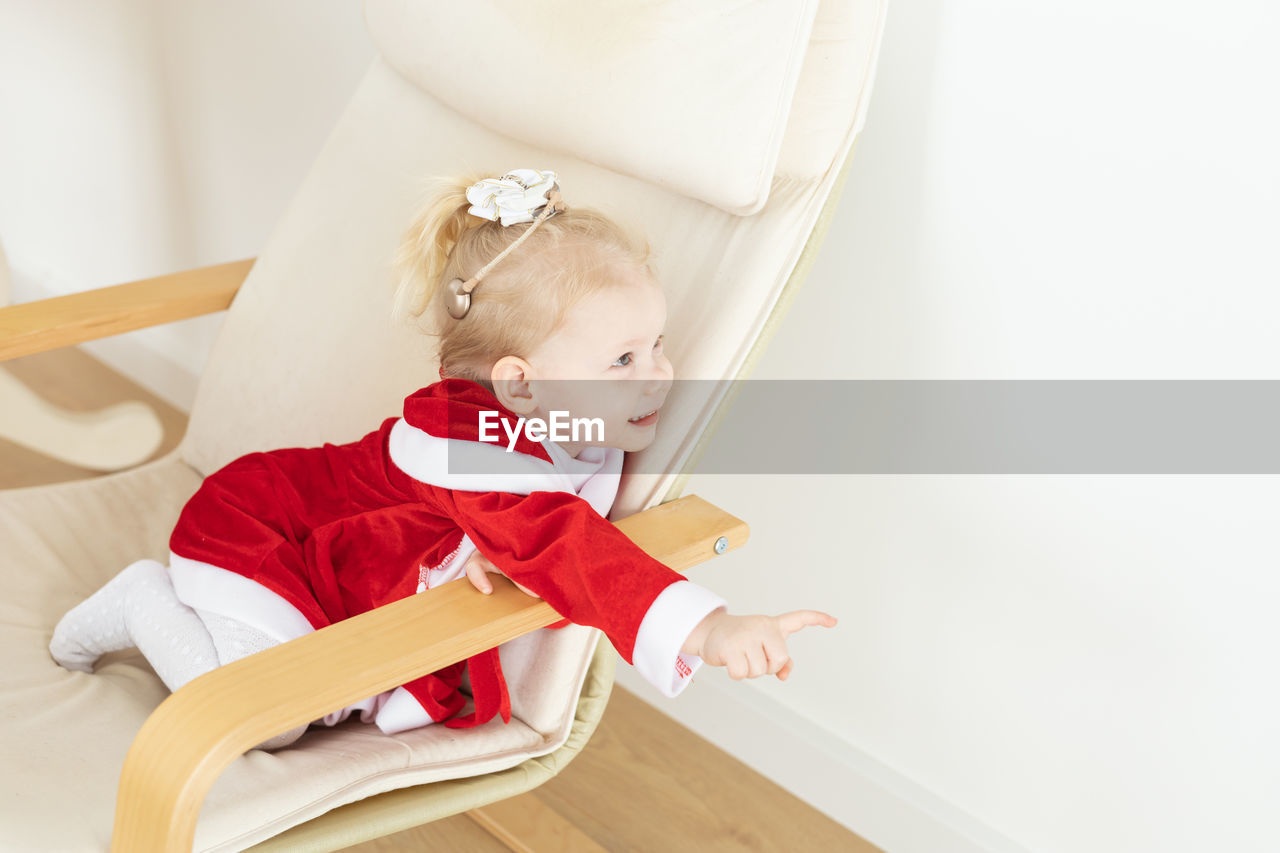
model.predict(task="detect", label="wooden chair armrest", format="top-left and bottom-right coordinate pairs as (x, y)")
top-left (112, 493), bottom-right (748, 852)
top-left (0, 258), bottom-right (253, 361)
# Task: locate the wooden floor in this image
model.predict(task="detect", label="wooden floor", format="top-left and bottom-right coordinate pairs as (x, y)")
top-left (1, 347), bottom-right (877, 853)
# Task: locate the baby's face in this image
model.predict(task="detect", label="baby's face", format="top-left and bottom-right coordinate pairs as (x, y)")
top-left (506, 266), bottom-right (673, 455)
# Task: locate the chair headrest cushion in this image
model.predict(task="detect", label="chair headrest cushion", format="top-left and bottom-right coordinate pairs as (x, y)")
top-left (363, 0), bottom-right (822, 216)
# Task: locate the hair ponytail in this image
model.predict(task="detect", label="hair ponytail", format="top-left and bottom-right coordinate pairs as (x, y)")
top-left (391, 172), bottom-right (488, 326)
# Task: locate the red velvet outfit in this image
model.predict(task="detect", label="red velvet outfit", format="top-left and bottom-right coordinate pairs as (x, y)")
top-left (167, 379), bottom-right (725, 733)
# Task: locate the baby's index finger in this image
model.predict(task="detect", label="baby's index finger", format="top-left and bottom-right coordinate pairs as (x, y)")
top-left (777, 610), bottom-right (838, 636)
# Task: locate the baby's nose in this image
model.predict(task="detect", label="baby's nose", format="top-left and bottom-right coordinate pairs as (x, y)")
top-left (643, 370), bottom-right (672, 398)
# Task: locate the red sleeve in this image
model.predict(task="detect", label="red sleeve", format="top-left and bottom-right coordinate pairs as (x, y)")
top-left (430, 486), bottom-right (685, 664)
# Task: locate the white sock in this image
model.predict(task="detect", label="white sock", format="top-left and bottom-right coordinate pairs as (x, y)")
top-left (49, 558), bottom-right (221, 693)
top-left (49, 562), bottom-right (308, 751)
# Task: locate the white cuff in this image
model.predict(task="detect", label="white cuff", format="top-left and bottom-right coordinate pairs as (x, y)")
top-left (632, 580), bottom-right (727, 698)
top-left (374, 686), bottom-right (436, 734)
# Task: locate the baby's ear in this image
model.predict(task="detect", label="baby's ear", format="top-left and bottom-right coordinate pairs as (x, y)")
top-left (490, 356), bottom-right (536, 414)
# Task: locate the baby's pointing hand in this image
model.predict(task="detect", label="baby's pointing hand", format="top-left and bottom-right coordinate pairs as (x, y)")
top-left (683, 609), bottom-right (837, 681)
top-left (463, 551), bottom-right (541, 598)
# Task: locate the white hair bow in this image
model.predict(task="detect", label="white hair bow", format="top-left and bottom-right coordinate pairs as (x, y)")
top-left (466, 169), bottom-right (559, 226)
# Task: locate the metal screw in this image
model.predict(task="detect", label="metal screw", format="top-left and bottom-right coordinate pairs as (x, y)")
top-left (714, 536), bottom-right (728, 555)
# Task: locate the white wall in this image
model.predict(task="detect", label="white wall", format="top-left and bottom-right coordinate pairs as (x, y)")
top-left (0, 0), bottom-right (186, 308)
top-left (0, 0), bottom-right (373, 408)
top-left (3, 2), bottom-right (1277, 852)
top-left (638, 2), bottom-right (1279, 852)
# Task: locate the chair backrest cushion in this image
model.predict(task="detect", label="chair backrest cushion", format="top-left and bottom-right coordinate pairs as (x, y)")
top-left (364, 0), bottom-right (823, 216)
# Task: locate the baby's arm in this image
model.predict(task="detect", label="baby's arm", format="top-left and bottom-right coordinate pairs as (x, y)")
top-left (465, 543), bottom-right (837, 682)
top-left (434, 486), bottom-right (726, 694)
top-left (439, 487), bottom-right (835, 687)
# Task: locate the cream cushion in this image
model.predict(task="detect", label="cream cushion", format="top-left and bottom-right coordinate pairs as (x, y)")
top-left (1, 0), bottom-right (886, 848)
top-left (0, 449), bottom-right (608, 851)
top-left (365, 0), bottom-right (824, 215)
top-left (364, 0), bottom-right (887, 211)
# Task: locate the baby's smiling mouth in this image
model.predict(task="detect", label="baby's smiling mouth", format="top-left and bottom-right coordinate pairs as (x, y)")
top-left (628, 407), bottom-right (661, 425)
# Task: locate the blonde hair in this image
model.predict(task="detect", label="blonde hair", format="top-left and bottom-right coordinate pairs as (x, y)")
top-left (392, 171), bottom-right (655, 389)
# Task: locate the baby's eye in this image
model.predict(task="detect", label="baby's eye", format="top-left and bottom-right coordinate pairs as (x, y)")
top-left (653, 335), bottom-right (665, 349)
top-left (613, 352), bottom-right (633, 368)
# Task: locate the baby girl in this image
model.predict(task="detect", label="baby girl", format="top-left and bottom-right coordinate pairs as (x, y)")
top-left (49, 168), bottom-right (836, 750)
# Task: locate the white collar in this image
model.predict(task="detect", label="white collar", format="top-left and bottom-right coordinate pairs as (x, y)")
top-left (388, 417), bottom-right (624, 516)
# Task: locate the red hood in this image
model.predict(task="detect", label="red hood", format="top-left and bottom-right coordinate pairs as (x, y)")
top-left (401, 378), bottom-right (552, 463)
